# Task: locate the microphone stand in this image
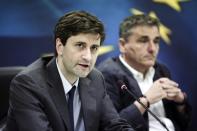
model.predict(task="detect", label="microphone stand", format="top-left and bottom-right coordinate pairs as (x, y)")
top-left (120, 82), bottom-right (170, 131)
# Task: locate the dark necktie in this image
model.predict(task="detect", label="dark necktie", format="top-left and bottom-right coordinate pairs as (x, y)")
top-left (68, 86), bottom-right (76, 131)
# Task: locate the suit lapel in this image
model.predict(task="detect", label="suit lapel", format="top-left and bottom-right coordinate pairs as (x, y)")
top-left (78, 78), bottom-right (97, 131)
top-left (116, 58), bottom-right (142, 96)
top-left (127, 78), bottom-right (142, 97)
top-left (46, 58), bottom-right (72, 131)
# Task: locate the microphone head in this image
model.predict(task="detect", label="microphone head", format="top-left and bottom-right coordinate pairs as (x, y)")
top-left (117, 80), bottom-right (127, 90)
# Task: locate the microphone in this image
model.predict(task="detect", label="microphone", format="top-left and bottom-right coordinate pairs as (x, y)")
top-left (118, 80), bottom-right (169, 131)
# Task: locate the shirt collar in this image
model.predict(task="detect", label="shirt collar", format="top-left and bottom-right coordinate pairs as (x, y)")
top-left (119, 55), bottom-right (155, 81)
top-left (56, 59), bottom-right (79, 94)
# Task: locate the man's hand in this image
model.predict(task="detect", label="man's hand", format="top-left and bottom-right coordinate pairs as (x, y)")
top-left (161, 78), bottom-right (185, 103)
top-left (145, 77), bottom-right (181, 104)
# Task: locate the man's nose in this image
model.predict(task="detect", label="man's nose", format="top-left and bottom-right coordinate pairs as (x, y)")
top-left (82, 48), bottom-right (92, 61)
top-left (148, 42), bottom-right (157, 53)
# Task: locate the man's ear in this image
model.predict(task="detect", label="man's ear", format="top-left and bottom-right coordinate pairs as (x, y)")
top-left (119, 38), bottom-right (126, 53)
top-left (56, 38), bottom-right (64, 56)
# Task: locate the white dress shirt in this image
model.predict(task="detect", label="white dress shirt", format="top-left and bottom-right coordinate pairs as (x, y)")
top-left (56, 59), bottom-right (85, 131)
top-left (119, 55), bottom-right (175, 131)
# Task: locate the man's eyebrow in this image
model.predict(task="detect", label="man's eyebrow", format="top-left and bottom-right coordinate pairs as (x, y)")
top-left (155, 36), bottom-right (161, 39)
top-left (75, 41), bottom-right (86, 44)
top-left (137, 35), bottom-right (149, 39)
top-left (92, 44), bottom-right (100, 47)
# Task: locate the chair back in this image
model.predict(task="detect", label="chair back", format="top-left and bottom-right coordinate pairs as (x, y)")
top-left (0, 66), bottom-right (25, 127)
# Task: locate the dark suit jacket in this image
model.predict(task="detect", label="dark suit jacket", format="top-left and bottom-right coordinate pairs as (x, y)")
top-left (4, 56), bottom-right (134, 131)
top-left (98, 57), bottom-right (191, 131)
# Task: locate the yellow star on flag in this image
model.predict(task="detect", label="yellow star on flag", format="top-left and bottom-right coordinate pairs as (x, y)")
top-left (153, 0), bottom-right (190, 12)
top-left (98, 45), bottom-right (114, 56)
top-left (130, 8), bottom-right (172, 45)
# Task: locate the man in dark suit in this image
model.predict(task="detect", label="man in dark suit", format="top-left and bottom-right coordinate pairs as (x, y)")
top-left (4, 11), bottom-right (135, 131)
top-left (98, 14), bottom-right (191, 131)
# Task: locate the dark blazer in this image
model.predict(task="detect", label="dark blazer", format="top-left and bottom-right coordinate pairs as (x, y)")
top-left (4, 56), bottom-right (134, 131)
top-left (98, 57), bottom-right (191, 131)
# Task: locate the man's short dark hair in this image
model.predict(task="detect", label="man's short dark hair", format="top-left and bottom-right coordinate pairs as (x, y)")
top-left (54, 10), bottom-right (105, 46)
top-left (119, 14), bottom-right (160, 40)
